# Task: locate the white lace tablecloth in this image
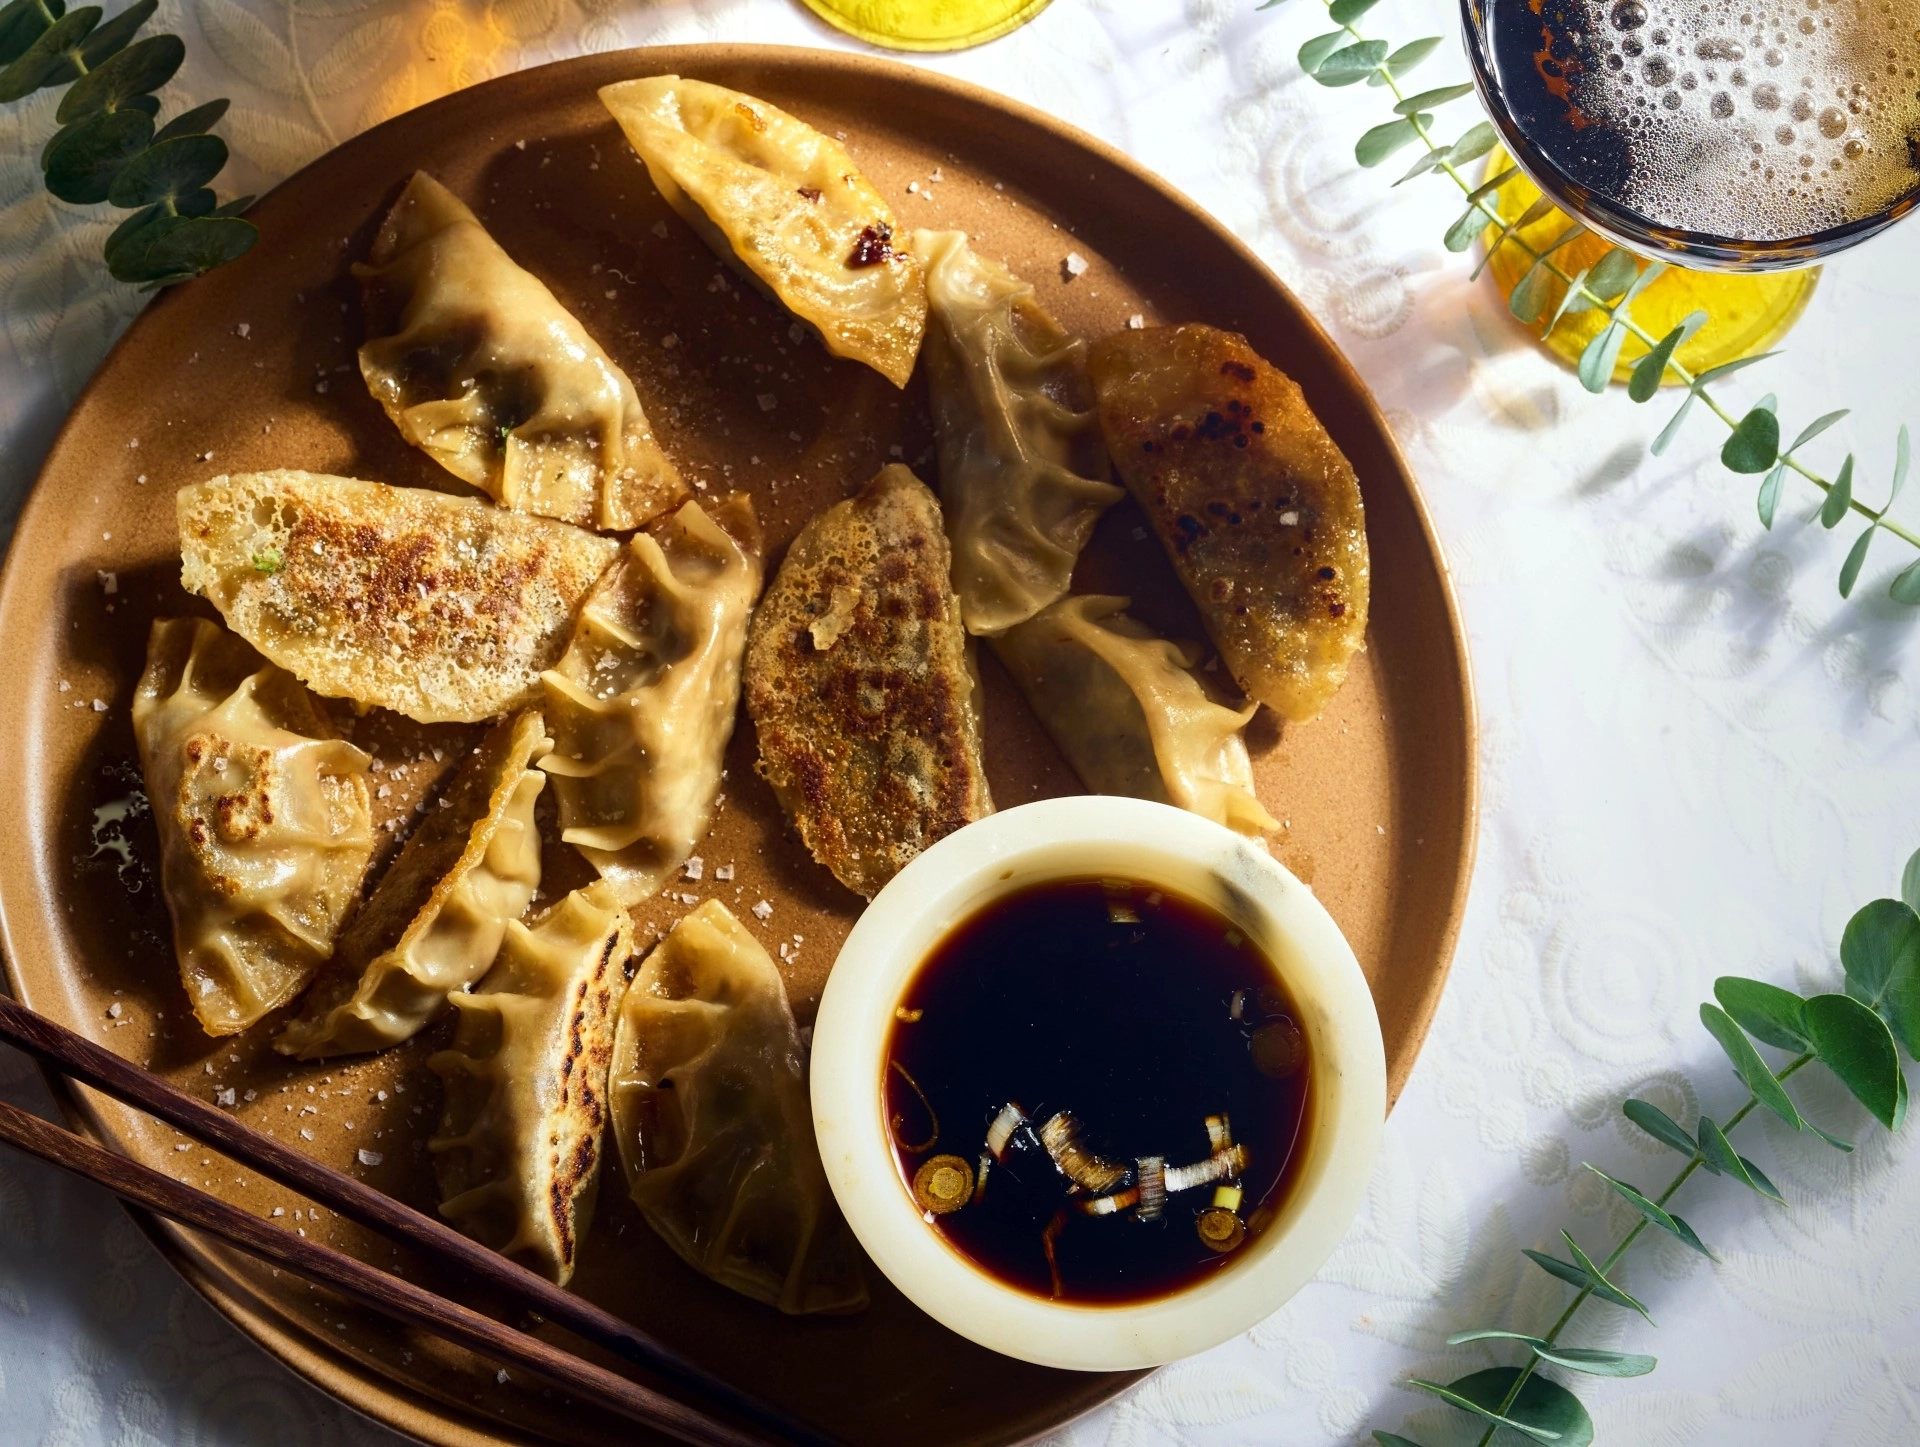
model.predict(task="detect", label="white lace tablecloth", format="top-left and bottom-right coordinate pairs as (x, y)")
top-left (3, 1), bottom-right (1916, 1443)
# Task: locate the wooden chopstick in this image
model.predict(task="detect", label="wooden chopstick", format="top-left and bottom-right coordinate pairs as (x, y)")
top-left (0, 1092), bottom-right (765, 1446)
top-left (0, 995), bottom-right (837, 1447)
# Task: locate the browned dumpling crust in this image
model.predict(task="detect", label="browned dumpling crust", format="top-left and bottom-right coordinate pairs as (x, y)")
top-left (358, 172), bottom-right (688, 532)
top-left (1087, 324), bottom-right (1370, 724)
top-left (745, 465), bottom-right (993, 899)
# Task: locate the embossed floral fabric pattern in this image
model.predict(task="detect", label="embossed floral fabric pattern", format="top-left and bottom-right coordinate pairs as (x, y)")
top-left (2, 1), bottom-right (1917, 1443)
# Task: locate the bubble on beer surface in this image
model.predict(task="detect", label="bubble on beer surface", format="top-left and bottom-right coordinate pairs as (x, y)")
top-left (1551, 0), bottom-right (1920, 239)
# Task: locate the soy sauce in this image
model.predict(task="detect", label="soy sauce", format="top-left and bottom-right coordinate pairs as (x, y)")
top-left (884, 877), bottom-right (1312, 1305)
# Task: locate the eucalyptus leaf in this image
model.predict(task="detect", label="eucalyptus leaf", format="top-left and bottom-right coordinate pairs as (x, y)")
top-left (56, 32), bottom-right (181, 122)
top-left (0, 0), bottom-right (60, 68)
top-left (1628, 312), bottom-right (1706, 403)
top-left (1415, 1368), bottom-right (1594, 1446)
top-left (1393, 147), bottom-right (1448, 185)
top-left (1357, 116), bottom-right (1427, 167)
top-left (1839, 524), bottom-right (1876, 598)
top-left (1693, 351), bottom-right (1781, 386)
top-left (1577, 322), bottom-right (1625, 394)
top-left (1395, 83), bottom-right (1473, 114)
top-left (0, 5), bottom-right (99, 102)
top-left (1623, 1098), bottom-right (1699, 1158)
top-left (1510, 261), bottom-right (1554, 325)
top-left (1821, 454), bottom-right (1856, 528)
top-left (1696, 1116), bottom-right (1784, 1202)
top-left (1651, 390), bottom-right (1698, 456)
top-left (1298, 30), bottom-right (1348, 74)
top-left (1446, 1328), bottom-right (1550, 1347)
top-left (1522, 1239), bottom-right (1651, 1321)
top-left (1447, 121), bottom-right (1498, 166)
top-left (1545, 266), bottom-right (1598, 333)
top-left (1789, 409), bottom-right (1850, 454)
top-left (1838, 900), bottom-right (1920, 1056)
top-left (42, 106), bottom-right (152, 204)
top-left (1700, 1003), bottom-right (1804, 1130)
top-left (1893, 558), bottom-right (1920, 606)
top-left (127, 214), bottom-right (255, 286)
top-left (1561, 1230), bottom-right (1652, 1320)
top-left (1584, 247), bottom-right (1640, 302)
top-left (1443, 202), bottom-right (1486, 253)
top-left (1465, 164), bottom-right (1519, 205)
top-left (1804, 992), bottom-right (1904, 1127)
top-left (1328, 0), bottom-right (1378, 24)
top-left (1904, 848), bottom-right (1920, 919)
top-left (1893, 424), bottom-right (1912, 504)
top-left (76, 0), bottom-right (153, 66)
top-left (1384, 37), bottom-right (1445, 73)
top-left (1532, 1346), bottom-right (1657, 1378)
top-left (1314, 39), bottom-right (1388, 86)
top-left (1723, 405), bottom-right (1782, 474)
top-left (1713, 977), bottom-right (1813, 1052)
top-left (152, 97), bottom-right (228, 144)
top-left (1585, 1165), bottom-right (1713, 1257)
top-left (1471, 194), bottom-right (1556, 281)
top-left (1757, 465), bottom-right (1786, 529)
top-left (106, 131), bottom-right (226, 207)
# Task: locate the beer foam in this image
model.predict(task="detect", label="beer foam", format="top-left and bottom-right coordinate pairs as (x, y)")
top-left (1570, 0), bottom-right (1920, 239)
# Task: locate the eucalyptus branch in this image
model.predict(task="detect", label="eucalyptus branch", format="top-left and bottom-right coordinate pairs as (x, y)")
top-left (1364, 855), bottom-right (1920, 1447)
top-left (0, 0), bottom-right (255, 286)
top-left (1265, 0), bottom-right (1920, 606)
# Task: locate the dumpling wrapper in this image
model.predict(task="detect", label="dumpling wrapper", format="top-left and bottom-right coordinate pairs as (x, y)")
top-left (912, 230), bottom-right (1120, 635)
top-left (428, 888), bottom-right (635, 1285)
top-left (541, 495), bottom-right (763, 908)
top-left (178, 470), bottom-right (620, 725)
top-left (276, 710), bottom-right (549, 1059)
top-left (994, 596), bottom-right (1277, 839)
top-left (610, 899), bottom-right (867, 1315)
top-left (1087, 324), bottom-right (1369, 724)
top-left (357, 172), bottom-right (688, 532)
top-left (599, 75), bottom-right (927, 388)
top-left (133, 619), bottom-right (375, 1036)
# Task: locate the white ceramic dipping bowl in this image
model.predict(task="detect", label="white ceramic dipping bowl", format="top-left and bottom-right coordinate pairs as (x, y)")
top-left (811, 795), bottom-right (1386, 1372)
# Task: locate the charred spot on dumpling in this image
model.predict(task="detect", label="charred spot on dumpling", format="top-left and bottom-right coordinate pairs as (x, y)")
top-left (847, 221), bottom-right (897, 268)
top-left (731, 101), bottom-right (767, 132)
top-left (797, 186), bottom-right (823, 203)
top-left (1219, 359), bottom-right (1257, 383)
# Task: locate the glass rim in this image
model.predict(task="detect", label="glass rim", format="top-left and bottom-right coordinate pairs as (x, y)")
top-left (1457, 0), bottom-right (1920, 273)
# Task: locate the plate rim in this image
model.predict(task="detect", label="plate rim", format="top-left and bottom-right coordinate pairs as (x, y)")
top-left (0, 38), bottom-right (1478, 1447)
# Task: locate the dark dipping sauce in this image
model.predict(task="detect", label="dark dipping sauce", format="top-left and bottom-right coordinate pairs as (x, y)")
top-left (884, 877), bottom-right (1312, 1305)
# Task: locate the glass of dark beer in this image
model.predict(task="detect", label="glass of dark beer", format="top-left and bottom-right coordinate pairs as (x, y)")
top-left (1461, 0), bottom-right (1920, 270)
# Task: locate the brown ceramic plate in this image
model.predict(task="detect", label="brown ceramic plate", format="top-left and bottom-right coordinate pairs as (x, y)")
top-left (0, 44), bottom-right (1475, 1447)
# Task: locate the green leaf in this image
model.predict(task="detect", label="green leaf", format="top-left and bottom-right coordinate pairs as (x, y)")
top-left (1714, 977), bottom-right (1813, 1052)
top-left (1412, 1368), bottom-right (1594, 1446)
top-left (1723, 405), bottom-right (1783, 474)
top-left (1532, 1346), bottom-right (1657, 1378)
top-left (1446, 1328), bottom-right (1548, 1347)
top-left (102, 194), bottom-right (223, 283)
top-left (1298, 30), bottom-right (1347, 74)
top-left (1395, 83), bottom-right (1473, 114)
top-left (1577, 322), bottom-right (1626, 394)
top-left (1700, 1003), bottom-right (1805, 1130)
top-left (1788, 409), bottom-right (1850, 454)
top-left (1393, 147), bottom-right (1449, 185)
top-left (1384, 36), bottom-right (1445, 73)
top-left (1694, 351), bottom-right (1781, 387)
top-left (76, 0), bottom-right (153, 67)
top-left (1327, 0), bottom-right (1378, 22)
top-left (1584, 248), bottom-right (1641, 303)
top-left (1357, 116), bottom-right (1427, 167)
top-left (1545, 266), bottom-right (1598, 332)
top-left (1805, 992), bottom-right (1905, 1126)
top-left (42, 107), bottom-right (152, 204)
top-left (0, 3), bottom-right (98, 101)
top-left (1652, 390), bottom-right (1698, 456)
top-left (0, 0), bottom-right (61, 67)
top-left (1623, 1098), bottom-right (1698, 1158)
top-left (1585, 1164), bottom-right (1714, 1257)
top-left (1510, 261), bottom-right (1555, 325)
top-left (1697, 1116), bottom-right (1784, 1201)
top-left (1443, 202), bottom-right (1486, 253)
top-left (106, 131), bottom-right (227, 207)
top-left (1628, 312), bottom-right (1708, 403)
top-left (1892, 558), bottom-right (1920, 606)
top-left (55, 31), bottom-right (180, 122)
top-left (1840, 898), bottom-right (1920, 1056)
top-left (1893, 424), bottom-right (1912, 505)
top-left (1448, 120), bottom-right (1498, 166)
top-left (119, 214), bottom-right (256, 286)
top-left (1905, 849), bottom-right (1920, 919)
top-left (1839, 524), bottom-right (1876, 598)
top-left (152, 97), bottom-right (229, 144)
top-left (1523, 1234), bottom-right (1652, 1321)
top-left (1472, 193), bottom-right (1556, 280)
top-left (1465, 163), bottom-right (1519, 205)
top-left (1756, 465), bottom-right (1787, 529)
top-left (1821, 454), bottom-right (1856, 528)
top-left (1314, 39), bottom-right (1388, 86)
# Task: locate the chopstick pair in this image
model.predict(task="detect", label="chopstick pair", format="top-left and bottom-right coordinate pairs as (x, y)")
top-left (0, 993), bottom-right (837, 1447)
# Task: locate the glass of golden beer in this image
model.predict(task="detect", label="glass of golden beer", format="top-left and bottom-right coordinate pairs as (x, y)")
top-left (1460, 0), bottom-right (1920, 270)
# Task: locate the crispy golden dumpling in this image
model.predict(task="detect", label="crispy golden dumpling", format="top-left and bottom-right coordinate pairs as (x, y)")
top-left (541, 496), bottom-right (763, 908)
top-left (599, 75), bottom-right (927, 388)
top-left (745, 465), bottom-right (992, 899)
top-left (133, 619), bottom-right (375, 1036)
top-left (429, 888), bottom-right (635, 1285)
top-left (1087, 325), bottom-right (1369, 723)
top-left (178, 471), bottom-right (620, 724)
top-left (912, 230), bottom-right (1119, 635)
top-left (994, 596), bottom-right (1277, 839)
top-left (609, 900), bottom-right (866, 1315)
top-left (357, 172), bottom-right (687, 532)
top-left (275, 711), bottom-right (549, 1059)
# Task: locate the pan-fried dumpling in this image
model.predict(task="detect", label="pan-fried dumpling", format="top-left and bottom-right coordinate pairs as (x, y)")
top-left (276, 710), bottom-right (549, 1059)
top-left (428, 889), bottom-right (635, 1285)
top-left (541, 496), bottom-right (763, 908)
top-left (994, 596), bottom-right (1277, 839)
top-left (178, 470), bottom-right (620, 724)
top-left (609, 900), bottom-right (867, 1315)
top-left (599, 76), bottom-right (927, 388)
top-left (133, 619), bottom-right (375, 1036)
top-left (912, 231), bottom-right (1120, 635)
top-left (1087, 324), bottom-right (1370, 723)
top-left (357, 172), bottom-right (688, 532)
